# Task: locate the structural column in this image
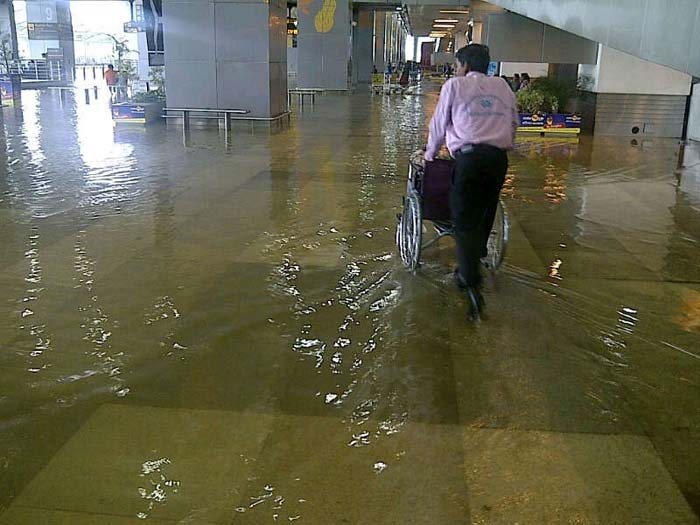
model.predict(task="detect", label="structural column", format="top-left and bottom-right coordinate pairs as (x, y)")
top-left (391, 15), bottom-right (399, 64)
top-left (373, 11), bottom-right (385, 72)
top-left (352, 9), bottom-right (373, 84)
top-left (163, 0), bottom-right (287, 118)
top-left (385, 13), bottom-right (392, 67)
top-left (297, 0), bottom-right (350, 90)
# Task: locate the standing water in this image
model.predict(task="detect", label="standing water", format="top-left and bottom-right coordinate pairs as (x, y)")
top-left (0, 85), bottom-right (699, 523)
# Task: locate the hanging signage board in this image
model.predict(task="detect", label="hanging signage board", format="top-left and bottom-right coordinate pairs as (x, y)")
top-left (124, 20), bottom-right (148, 33)
top-left (28, 22), bottom-right (72, 40)
top-left (28, 22), bottom-right (58, 40)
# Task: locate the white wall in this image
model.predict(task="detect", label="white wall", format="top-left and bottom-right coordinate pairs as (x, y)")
top-left (584, 45), bottom-right (692, 96)
top-left (688, 83), bottom-right (700, 143)
top-left (499, 62), bottom-right (548, 78)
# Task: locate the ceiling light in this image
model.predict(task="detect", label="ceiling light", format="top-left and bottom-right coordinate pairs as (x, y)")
top-left (439, 9), bottom-right (469, 14)
top-left (433, 19), bottom-right (459, 23)
top-left (432, 24), bottom-right (455, 29)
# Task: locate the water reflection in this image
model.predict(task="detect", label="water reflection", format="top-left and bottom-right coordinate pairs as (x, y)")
top-left (74, 87), bottom-right (138, 208)
top-left (20, 92), bottom-right (45, 165)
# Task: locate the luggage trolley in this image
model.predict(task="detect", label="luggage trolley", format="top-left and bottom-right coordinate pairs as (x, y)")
top-left (396, 150), bottom-right (509, 271)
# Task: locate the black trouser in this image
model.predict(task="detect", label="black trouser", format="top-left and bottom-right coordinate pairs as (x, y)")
top-left (450, 145), bottom-right (508, 287)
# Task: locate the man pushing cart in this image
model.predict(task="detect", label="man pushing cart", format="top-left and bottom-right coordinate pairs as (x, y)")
top-left (397, 44), bottom-right (518, 320)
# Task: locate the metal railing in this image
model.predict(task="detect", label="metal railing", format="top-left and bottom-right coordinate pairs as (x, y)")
top-left (0, 59), bottom-right (71, 82)
top-left (75, 61), bottom-right (138, 84)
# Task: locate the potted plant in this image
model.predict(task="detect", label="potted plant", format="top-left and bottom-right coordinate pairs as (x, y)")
top-left (112, 66), bottom-right (165, 124)
top-left (0, 31), bottom-right (20, 104)
top-left (516, 77), bottom-right (581, 134)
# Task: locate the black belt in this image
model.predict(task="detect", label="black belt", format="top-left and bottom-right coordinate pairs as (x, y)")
top-left (457, 143), bottom-right (504, 155)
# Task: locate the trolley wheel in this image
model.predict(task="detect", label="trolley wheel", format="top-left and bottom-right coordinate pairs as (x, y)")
top-left (484, 200), bottom-right (509, 270)
top-left (396, 190), bottom-right (422, 270)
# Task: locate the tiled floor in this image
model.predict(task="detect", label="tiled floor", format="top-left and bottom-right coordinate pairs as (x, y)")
top-left (4, 404), bottom-right (697, 523)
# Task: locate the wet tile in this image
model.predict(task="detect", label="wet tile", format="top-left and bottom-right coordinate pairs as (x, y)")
top-left (462, 428), bottom-right (698, 524)
top-left (501, 212), bottom-right (546, 275)
top-left (453, 353), bottom-right (641, 435)
top-left (0, 506), bottom-right (182, 524)
top-left (232, 415), bottom-right (469, 523)
top-left (271, 270), bottom-right (462, 425)
top-left (12, 404), bottom-right (275, 523)
top-left (122, 321), bottom-right (293, 416)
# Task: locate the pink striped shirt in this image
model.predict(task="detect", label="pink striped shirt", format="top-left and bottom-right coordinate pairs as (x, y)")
top-left (425, 72), bottom-right (518, 161)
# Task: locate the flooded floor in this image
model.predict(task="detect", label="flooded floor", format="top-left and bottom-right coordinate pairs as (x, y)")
top-left (1, 84), bottom-right (700, 524)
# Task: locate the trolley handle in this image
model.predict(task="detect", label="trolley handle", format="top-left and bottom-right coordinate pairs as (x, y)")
top-left (409, 149), bottom-right (426, 171)
top-left (409, 148), bottom-right (453, 172)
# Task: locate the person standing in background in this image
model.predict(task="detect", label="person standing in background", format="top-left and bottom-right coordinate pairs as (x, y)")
top-left (105, 64), bottom-right (118, 99)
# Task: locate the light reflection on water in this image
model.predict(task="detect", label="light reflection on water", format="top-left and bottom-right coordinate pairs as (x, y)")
top-left (0, 86), bottom-right (699, 520)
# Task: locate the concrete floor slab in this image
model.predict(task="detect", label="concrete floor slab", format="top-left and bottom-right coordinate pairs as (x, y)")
top-left (9, 404), bottom-right (275, 523)
top-left (0, 506), bottom-right (185, 524)
top-left (232, 415), bottom-right (469, 524)
top-left (462, 428), bottom-right (699, 524)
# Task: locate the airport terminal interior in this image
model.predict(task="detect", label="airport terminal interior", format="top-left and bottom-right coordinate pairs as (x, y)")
top-left (1, 0), bottom-right (700, 523)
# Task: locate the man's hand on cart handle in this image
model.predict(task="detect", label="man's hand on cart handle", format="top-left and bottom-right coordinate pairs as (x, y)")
top-left (411, 148), bottom-right (427, 167)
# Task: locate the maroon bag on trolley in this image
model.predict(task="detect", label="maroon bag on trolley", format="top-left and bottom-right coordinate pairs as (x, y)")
top-left (421, 158), bottom-right (454, 222)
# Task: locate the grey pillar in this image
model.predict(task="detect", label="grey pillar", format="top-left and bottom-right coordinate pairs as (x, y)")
top-left (352, 9), bottom-right (373, 84)
top-left (394, 16), bottom-right (401, 63)
top-left (297, 0), bottom-right (350, 90)
top-left (7, 0), bottom-right (20, 60)
top-left (163, 0), bottom-right (287, 118)
top-left (386, 14), bottom-right (392, 66)
top-left (373, 11), bottom-right (385, 72)
top-left (389, 14), bottom-right (395, 66)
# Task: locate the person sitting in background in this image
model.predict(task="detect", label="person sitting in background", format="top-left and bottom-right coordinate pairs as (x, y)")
top-left (519, 73), bottom-right (531, 90)
top-left (511, 73), bottom-right (521, 91)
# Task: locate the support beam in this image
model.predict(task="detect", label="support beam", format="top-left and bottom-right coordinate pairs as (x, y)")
top-left (373, 11), bottom-right (385, 72)
top-left (352, 9), bottom-right (373, 85)
top-left (485, 0), bottom-right (700, 76)
top-left (484, 12), bottom-right (597, 64)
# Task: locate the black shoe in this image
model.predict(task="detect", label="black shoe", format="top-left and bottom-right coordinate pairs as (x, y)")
top-left (466, 286), bottom-right (484, 321)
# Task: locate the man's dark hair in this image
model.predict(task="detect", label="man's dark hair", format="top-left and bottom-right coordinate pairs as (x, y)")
top-left (456, 44), bottom-right (490, 74)
top-left (108, 64), bottom-right (114, 69)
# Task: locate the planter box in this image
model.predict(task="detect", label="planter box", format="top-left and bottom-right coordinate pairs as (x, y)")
top-left (518, 113), bottom-right (581, 134)
top-left (112, 101), bottom-right (164, 124)
top-left (0, 74), bottom-right (20, 107)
